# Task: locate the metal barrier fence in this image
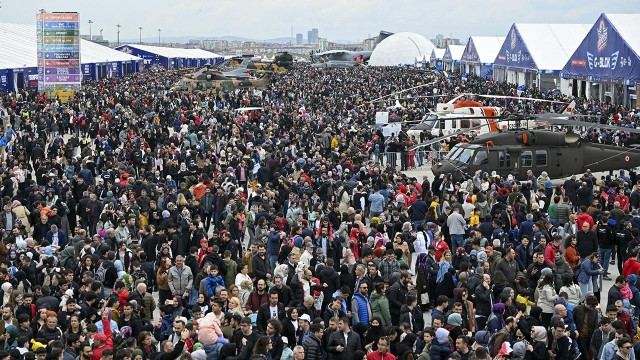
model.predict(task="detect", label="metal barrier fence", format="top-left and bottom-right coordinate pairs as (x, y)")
top-left (371, 150), bottom-right (448, 170)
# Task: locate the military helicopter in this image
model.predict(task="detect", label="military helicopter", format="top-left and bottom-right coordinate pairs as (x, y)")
top-left (424, 123), bottom-right (640, 182)
top-left (171, 66), bottom-right (271, 93)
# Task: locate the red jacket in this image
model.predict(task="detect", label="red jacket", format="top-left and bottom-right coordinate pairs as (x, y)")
top-left (434, 240), bottom-right (450, 262)
top-left (366, 350), bottom-right (397, 360)
top-left (617, 311), bottom-right (634, 340)
top-left (91, 316), bottom-right (114, 360)
top-left (118, 289), bottom-right (130, 311)
top-left (544, 243), bottom-right (561, 266)
top-left (576, 213), bottom-right (595, 231)
top-left (623, 258), bottom-right (640, 279)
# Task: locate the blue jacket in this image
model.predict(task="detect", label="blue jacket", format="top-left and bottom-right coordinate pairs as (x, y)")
top-left (45, 230), bottom-right (68, 249)
top-left (368, 192), bottom-right (385, 213)
top-left (430, 340), bottom-right (453, 360)
top-left (154, 314), bottom-right (174, 341)
top-left (205, 274), bottom-right (226, 297)
top-left (518, 220), bottom-right (534, 241)
top-left (266, 231), bottom-right (281, 256)
top-left (410, 200), bottom-right (428, 222)
top-left (351, 293), bottom-right (370, 325)
top-left (577, 258), bottom-right (600, 284)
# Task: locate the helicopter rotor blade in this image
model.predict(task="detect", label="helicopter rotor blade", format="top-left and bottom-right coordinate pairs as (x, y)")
top-left (469, 94), bottom-right (569, 104)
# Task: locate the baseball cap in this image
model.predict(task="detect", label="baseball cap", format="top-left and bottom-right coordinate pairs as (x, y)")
top-left (300, 314), bottom-right (311, 322)
top-left (485, 246), bottom-right (493, 252)
top-left (95, 333), bottom-right (108, 343)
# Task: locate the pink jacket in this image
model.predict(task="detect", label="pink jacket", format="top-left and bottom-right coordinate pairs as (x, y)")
top-left (198, 313), bottom-right (224, 345)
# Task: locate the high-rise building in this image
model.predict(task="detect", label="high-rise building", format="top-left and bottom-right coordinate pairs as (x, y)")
top-left (296, 33), bottom-right (303, 45)
top-left (311, 28), bottom-right (319, 44)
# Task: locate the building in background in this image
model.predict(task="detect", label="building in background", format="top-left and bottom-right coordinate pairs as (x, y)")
top-left (296, 33), bottom-right (303, 45)
top-left (432, 34), bottom-right (462, 48)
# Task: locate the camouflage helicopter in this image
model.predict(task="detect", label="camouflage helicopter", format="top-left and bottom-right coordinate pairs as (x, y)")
top-left (171, 66), bottom-right (272, 93)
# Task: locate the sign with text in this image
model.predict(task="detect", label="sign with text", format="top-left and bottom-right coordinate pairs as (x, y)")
top-left (36, 12), bottom-right (81, 93)
top-left (562, 14), bottom-right (640, 83)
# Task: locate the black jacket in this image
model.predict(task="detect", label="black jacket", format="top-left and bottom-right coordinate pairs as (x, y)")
top-left (388, 281), bottom-right (408, 320)
top-left (252, 254), bottom-right (270, 281)
top-left (573, 304), bottom-right (599, 341)
top-left (576, 230), bottom-right (599, 258)
top-left (399, 304), bottom-right (424, 333)
top-left (152, 339), bottom-right (185, 360)
top-left (327, 329), bottom-right (361, 360)
top-left (303, 333), bottom-right (325, 360)
top-left (318, 266), bottom-right (340, 301)
top-left (474, 283), bottom-right (493, 317)
top-left (256, 302), bottom-right (285, 334)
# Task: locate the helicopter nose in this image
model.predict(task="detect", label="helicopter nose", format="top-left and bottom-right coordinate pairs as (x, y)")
top-left (433, 160), bottom-right (467, 181)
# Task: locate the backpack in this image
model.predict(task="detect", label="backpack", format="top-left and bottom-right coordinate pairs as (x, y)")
top-left (488, 328), bottom-right (508, 357)
top-left (95, 262), bottom-right (109, 283)
top-left (486, 313), bottom-right (499, 333)
top-left (62, 256), bottom-right (77, 271)
top-left (131, 269), bottom-right (148, 286)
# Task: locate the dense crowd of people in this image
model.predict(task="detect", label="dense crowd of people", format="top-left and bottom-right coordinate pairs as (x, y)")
top-left (0, 63), bottom-right (637, 360)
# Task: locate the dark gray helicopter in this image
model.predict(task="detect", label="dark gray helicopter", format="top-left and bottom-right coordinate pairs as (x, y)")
top-left (423, 124), bottom-right (640, 182)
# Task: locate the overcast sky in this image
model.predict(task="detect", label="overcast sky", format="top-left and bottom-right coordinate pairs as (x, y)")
top-left (1, 0), bottom-right (635, 43)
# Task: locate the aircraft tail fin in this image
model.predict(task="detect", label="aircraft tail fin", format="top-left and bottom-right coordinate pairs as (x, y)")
top-left (560, 100), bottom-right (576, 115)
top-left (236, 57), bottom-right (251, 70)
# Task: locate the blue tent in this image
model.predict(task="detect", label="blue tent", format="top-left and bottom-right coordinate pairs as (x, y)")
top-left (562, 14), bottom-right (640, 84)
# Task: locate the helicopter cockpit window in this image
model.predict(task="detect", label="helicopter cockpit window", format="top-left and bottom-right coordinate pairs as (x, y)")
top-left (536, 150), bottom-right (547, 166)
top-left (446, 145), bottom-right (464, 160)
top-left (472, 150), bottom-right (488, 165)
top-left (456, 148), bottom-right (475, 164)
top-left (460, 120), bottom-right (470, 129)
top-left (520, 151), bottom-right (533, 167)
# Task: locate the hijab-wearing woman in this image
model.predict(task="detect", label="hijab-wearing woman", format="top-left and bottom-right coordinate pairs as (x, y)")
top-left (364, 317), bottom-right (385, 352)
top-left (396, 332), bottom-right (417, 360)
top-left (529, 326), bottom-right (549, 360)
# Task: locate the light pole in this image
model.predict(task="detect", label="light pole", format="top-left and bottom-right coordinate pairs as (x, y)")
top-left (157, 28), bottom-right (161, 45)
top-left (138, 27), bottom-right (143, 44)
top-left (88, 19), bottom-right (93, 40)
top-left (116, 24), bottom-right (121, 46)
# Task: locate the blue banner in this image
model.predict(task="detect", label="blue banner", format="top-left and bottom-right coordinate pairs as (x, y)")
top-left (480, 65), bottom-right (493, 79)
top-left (43, 21), bottom-right (79, 30)
top-left (42, 44), bottom-right (80, 53)
top-left (493, 25), bottom-right (537, 70)
top-left (435, 60), bottom-right (443, 70)
top-left (562, 14), bottom-right (640, 83)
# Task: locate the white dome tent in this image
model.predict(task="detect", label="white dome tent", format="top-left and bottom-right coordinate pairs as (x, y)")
top-left (369, 32), bottom-right (436, 66)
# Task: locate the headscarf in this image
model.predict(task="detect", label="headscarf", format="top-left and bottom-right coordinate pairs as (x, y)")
top-left (435, 328), bottom-right (449, 344)
top-left (191, 350), bottom-right (207, 360)
top-left (416, 253), bottom-right (430, 276)
top-left (453, 288), bottom-right (465, 302)
top-left (531, 326), bottom-right (548, 344)
top-left (396, 333), bottom-right (417, 356)
top-left (474, 330), bottom-right (491, 347)
top-left (5, 324), bottom-right (17, 341)
top-left (122, 274), bottom-right (133, 291)
top-left (492, 303), bottom-right (506, 327)
top-left (512, 341), bottom-right (527, 360)
top-left (1, 282), bottom-right (12, 306)
top-left (447, 313), bottom-right (462, 327)
top-left (132, 349), bottom-right (144, 359)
